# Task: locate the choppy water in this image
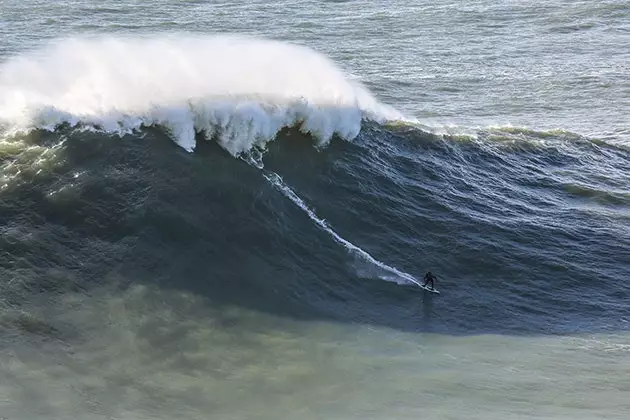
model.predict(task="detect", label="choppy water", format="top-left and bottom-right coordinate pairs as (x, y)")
top-left (1, 1), bottom-right (629, 419)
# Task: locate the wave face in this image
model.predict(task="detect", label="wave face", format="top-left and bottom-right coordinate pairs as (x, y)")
top-left (0, 34), bottom-right (402, 154)
top-left (1, 118), bottom-right (629, 336)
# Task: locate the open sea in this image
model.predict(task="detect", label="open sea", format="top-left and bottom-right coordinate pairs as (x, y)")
top-left (1, 1), bottom-right (629, 419)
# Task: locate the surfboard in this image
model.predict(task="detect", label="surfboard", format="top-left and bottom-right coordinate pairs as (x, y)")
top-left (417, 283), bottom-right (440, 294)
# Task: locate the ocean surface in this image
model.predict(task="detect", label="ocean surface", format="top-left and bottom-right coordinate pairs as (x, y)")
top-left (1, 1), bottom-right (630, 419)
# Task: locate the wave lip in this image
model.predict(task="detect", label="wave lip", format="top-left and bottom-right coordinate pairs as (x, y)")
top-left (0, 34), bottom-right (403, 154)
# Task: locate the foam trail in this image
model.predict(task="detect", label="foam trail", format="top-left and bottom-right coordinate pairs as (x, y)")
top-left (0, 34), bottom-right (404, 154)
top-left (262, 171), bottom-right (423, 287)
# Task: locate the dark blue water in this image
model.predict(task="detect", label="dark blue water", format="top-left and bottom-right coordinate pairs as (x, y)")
top-left (2, 124), bottom-right (628, 340)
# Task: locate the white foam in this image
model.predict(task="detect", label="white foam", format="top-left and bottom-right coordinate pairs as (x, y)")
top-left (0, 34), bottom-right (403, 154)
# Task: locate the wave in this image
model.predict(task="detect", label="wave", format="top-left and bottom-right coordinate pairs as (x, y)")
top-left (0, 33), bottom-right (403, 155)
top-left (385, 119), bottom-right (630, 154)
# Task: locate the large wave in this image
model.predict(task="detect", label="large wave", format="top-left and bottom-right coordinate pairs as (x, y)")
top-left (0, 34), bottom-right (403, 155)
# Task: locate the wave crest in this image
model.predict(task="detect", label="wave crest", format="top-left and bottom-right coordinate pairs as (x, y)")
top-left (0, 34), bottom-right (403, 154)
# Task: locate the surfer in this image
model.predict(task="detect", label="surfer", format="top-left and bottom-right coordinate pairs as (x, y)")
top-left (422, 271), bottom-right (437, 290)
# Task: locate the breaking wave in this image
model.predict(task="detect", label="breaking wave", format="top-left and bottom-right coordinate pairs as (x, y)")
top-left (0, 33), bottom-right (403, 155)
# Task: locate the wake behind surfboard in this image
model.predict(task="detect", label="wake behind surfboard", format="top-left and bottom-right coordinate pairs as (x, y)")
top-left (261, 171), bottom-right (442, 294)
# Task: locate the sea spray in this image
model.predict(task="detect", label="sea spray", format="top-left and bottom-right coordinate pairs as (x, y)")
top-left (0, 34), bottom-right (403, 154)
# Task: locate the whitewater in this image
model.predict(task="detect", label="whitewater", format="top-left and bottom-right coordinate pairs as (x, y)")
top-left (0, 34), bottom-right (403, 154)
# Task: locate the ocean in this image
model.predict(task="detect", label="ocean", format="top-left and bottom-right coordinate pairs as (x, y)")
top-left (1, 1), bottom-right (629, 419)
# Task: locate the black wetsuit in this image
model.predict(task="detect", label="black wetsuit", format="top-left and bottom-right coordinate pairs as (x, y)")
top-left (422, 273), bottom-right (436, 289)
